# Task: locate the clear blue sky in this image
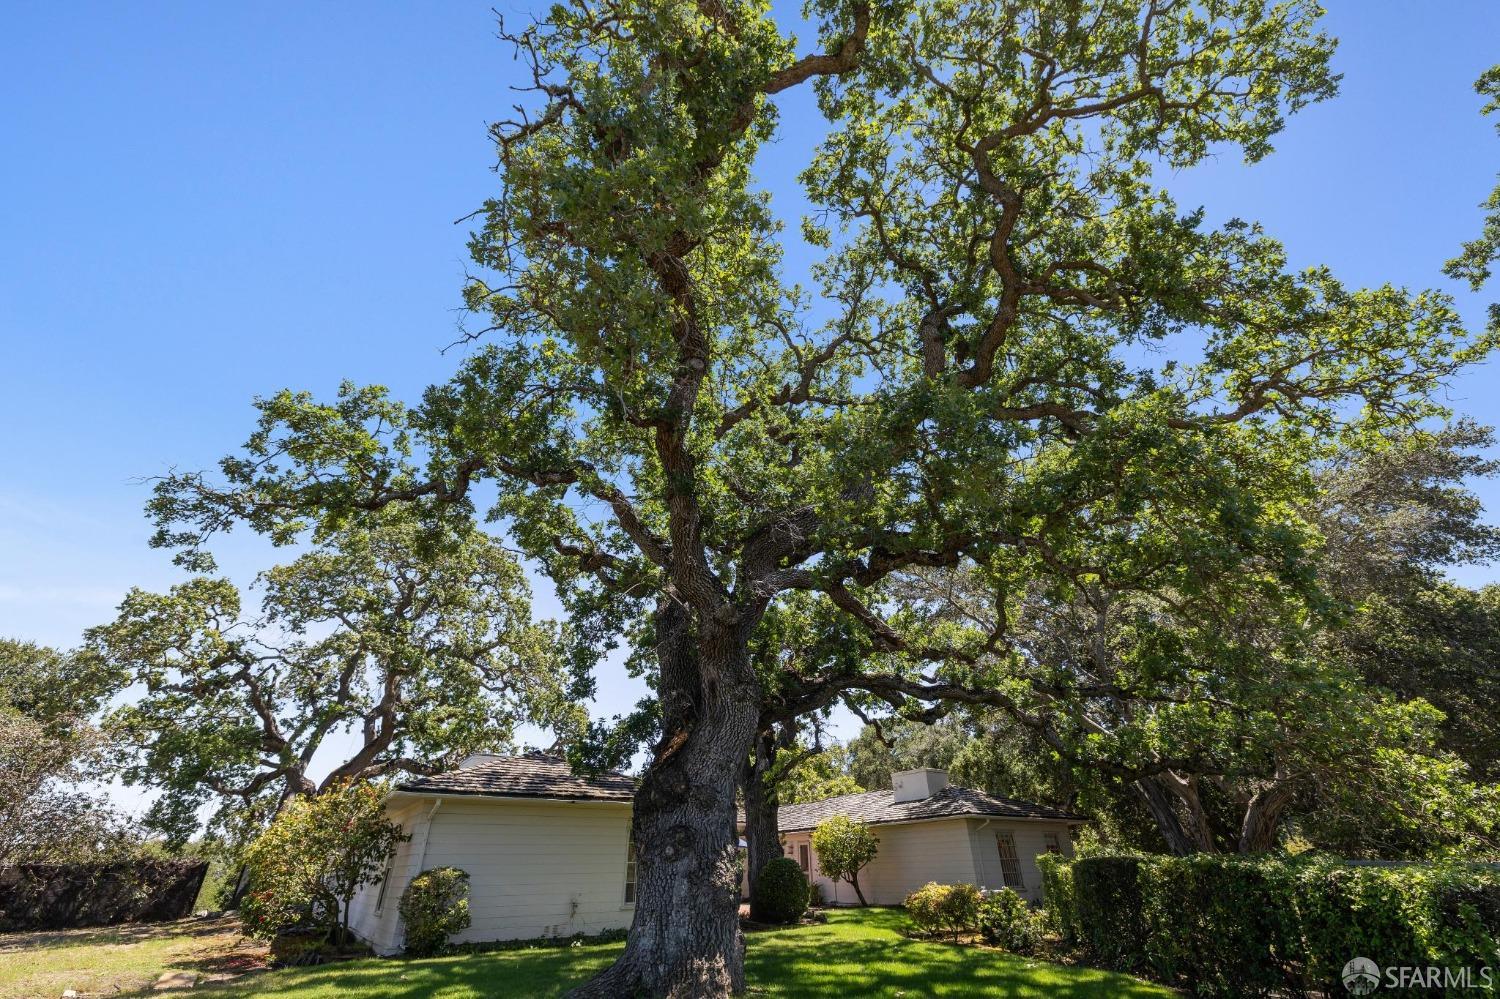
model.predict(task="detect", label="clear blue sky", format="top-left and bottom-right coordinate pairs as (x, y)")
top-left (3, 3), bottom-right (1499, 802)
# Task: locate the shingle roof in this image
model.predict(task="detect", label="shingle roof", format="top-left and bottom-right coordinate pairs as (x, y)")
top-left (394, 752), bottom-right (636, 802)
top-left (774, 785), bottom-right (1087, 832)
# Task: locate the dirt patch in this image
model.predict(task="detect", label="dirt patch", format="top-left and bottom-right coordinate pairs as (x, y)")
top-left (0, 914), bottom-right (268, 999)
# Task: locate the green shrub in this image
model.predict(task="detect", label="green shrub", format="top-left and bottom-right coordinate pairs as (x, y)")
top-left (1072, 856), bottom-right (1147, 969)
top-left (240, 782), bottom-right (407, 942)
top-left (905, 882), bottom-right (981, 941)
top-left (267, 928), bottom-right (332, 967)
top-left (1057, 853), bottom-right (1500, 996)
top-left (808, 882), bottom-right (826, 908)
top-left (398, 866), bottom-right (472, 956)
top-left (1036, 852), bottom-right (1078, 944)
top-left (977, 887), bottom-right (1045, 953)
top-left (1138, 855), bottom-right (1301, 997)
top-left (810, 816), bottom-right (879, 906)
top-left (1290, 860), bottom-right (1500, 994)
top-left (752, 857), bottom-right (809, 924)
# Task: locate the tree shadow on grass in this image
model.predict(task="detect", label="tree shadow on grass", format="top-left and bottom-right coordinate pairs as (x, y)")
top-left (184, 909), bottom-right (1172, 999)
top-left (746, 908), bottom-right (1172, 999)
top-left (0, 914), bottom-right (244, 955)
top-left (193, 942), bottom-right (625, 999)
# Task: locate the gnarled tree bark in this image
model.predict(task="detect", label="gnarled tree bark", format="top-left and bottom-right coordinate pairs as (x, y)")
top-left (568, 601), bottom-right (763, 999)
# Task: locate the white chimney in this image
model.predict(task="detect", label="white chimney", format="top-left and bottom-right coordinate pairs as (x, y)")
top-left (892, 768), bottom-right (949, 804)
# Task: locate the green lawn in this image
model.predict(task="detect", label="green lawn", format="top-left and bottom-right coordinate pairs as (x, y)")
top-left (0, 915), bottom-right (264, 999)
top-left (200, 908), bottom-right (1173, 998)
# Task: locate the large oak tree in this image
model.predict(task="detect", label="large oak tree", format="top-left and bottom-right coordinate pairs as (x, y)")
top-left (148, 3), bottom-right (1496, 994)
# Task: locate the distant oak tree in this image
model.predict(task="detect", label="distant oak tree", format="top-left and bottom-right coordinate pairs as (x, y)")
top-left (91, 497), bottom-right (582, 843)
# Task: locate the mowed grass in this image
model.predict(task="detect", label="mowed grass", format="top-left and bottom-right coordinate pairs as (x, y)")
top-left (0, 914), bottom-right (264, 999)
top-left (197, 908), bottom-right (1173, 998)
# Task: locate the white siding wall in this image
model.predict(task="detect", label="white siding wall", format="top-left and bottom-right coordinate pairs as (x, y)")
top-left (421, 798), bottom-right (634, 945)
top-left (347, 797), bottom-right (431, 954)
top-left (777, 817), bottom-right (1077, 907)
top-left (967, 820), bottom-right (1075, 903)
top-left (348, 795), bottom-right (634, 954)
top-left (787, 818), bottom-right (981, 906)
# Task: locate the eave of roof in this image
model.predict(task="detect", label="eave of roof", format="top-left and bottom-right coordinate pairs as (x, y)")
top-left (773, 785), bottom-right (1088, 832)
top-left (393, 752), bottom-right (637, 803)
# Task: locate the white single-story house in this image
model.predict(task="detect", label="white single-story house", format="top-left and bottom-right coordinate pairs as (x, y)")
top-left (756, 768), bottom-right (1086, 906)
top-left (347, 752), bottom-right (638, 956)
top-left (349, 755), bottom-right (1084, 954)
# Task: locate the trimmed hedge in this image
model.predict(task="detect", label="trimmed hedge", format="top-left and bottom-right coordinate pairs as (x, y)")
top-left (1291, 861), bottom-right (1500, 995)
top-left (1072, 856), bottom-right (1148, 969)
top-left (1036, 852), bottom-right (1078, 943)
top-left (1138, 855), bottom-right (1301, 997)
top-left (0, 859), bottom-right (208, 930)
top-left (1047, 854), bottom-right (1500, 997)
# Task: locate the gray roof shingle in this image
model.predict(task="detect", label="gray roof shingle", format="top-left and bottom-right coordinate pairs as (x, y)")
top-left (774, 785), bottom-right (1086, 832)
top-left (395, 752), bottom-right (636, 802)
top-left (398, 755), bottom-right (1084, 828)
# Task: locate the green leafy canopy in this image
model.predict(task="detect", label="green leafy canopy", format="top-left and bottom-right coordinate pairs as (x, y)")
top-left (141, 1), bottom-right (1495, 827)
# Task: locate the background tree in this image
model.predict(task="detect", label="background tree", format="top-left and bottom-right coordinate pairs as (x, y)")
top-left (740, 596), bottom-right (866, 888)
top-left (1314, 422), bottom-right (1500, 781)
top-left (810, 816), bottom-right (878, 906)
top-left (0, 639), bottom-right (138, 864)
top-left (144, 2), bottom-right (1497, 993)
top-left (91, 496), bottom-right (583, 844)
top-left (841, 716), bottom-right (969, 792)
top-left (855, 424), bottom-right (1500, 857)
top-left (1446, 62), bottom-right (1500, 324)
top-left (775, 744), bottom-right (862, 805)
top-left (836, 712), bottom-right (1165, 852)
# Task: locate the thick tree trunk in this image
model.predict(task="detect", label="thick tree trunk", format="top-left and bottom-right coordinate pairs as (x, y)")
top-left (1134, 774), bottom-right (1218, 855)
top-left (741, 731), bottom-right (782, 916)
top-left (568, 602), bottom-right (763, 999)
top-left (1237, 781), bottom-right (1296, 854)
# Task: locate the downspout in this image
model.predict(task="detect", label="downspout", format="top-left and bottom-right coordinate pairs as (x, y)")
top-left (393, 799), bottom-right (443, 952)
top-left (415, 799), bottom-right (443, 871)
top-left (973, 819), bottom-right (993, 891)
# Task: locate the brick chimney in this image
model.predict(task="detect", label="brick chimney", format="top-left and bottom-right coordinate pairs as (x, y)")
top-left (892, 768), bottom-right (949, 804)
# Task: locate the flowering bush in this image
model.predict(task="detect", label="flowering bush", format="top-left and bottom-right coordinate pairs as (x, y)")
top-left (241, 781), bottom-right (407, 942)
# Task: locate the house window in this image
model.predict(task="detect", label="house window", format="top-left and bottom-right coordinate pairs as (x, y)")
top-left (996, 832), bottom-right (1024, 890)
top-left (798, 844), bottom-right (810, 873)
top-left (373, 850), bottom-right (397, 912)
top-left (1043, 832), bottom-right (1062, 855)
top-left (624, 841), bottom-right (638, 905)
